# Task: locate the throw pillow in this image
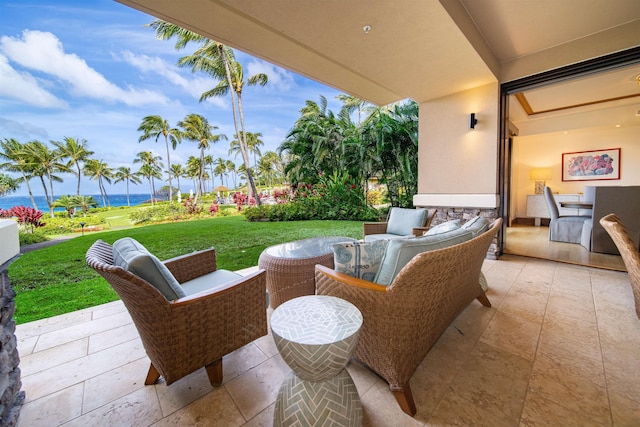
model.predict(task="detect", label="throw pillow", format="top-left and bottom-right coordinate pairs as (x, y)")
top-left (333, 240), bottom-right (388, 282)
top-left (424, 219), bottom-right (461, 236)
top-left (461, 216), bottom-right (490, 237)
top-left (386, 208), bottom-right (429, 236)
top-left (374, 228), bottom-right (473, 286)
top-left (112, 237), bottom-right (186, 300)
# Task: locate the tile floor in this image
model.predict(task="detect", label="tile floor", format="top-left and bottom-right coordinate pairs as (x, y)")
top-left (16, 256), bottom-right (640, 426)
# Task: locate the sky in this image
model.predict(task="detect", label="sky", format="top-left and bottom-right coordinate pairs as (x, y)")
top-left (0, 0), bottom-right (346, 196)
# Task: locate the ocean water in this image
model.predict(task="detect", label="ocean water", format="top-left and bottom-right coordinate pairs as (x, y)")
top-left (0, 194), bottom-right (160, 211)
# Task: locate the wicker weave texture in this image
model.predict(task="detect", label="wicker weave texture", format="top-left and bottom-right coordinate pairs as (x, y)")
top-left (86, 240), bottom-right (267, 385)
top-left (258, 251), bottom-right (335, 309)
top-left (600, 214), bottom-right (640, 319)
top-left (316, 219), bottom-right (501, 402)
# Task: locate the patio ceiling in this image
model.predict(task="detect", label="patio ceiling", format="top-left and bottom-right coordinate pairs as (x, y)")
top-left (118, 0), bottom-right (640, 109)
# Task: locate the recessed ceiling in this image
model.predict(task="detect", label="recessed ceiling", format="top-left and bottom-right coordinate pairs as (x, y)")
top-left (117, 0), bottom-right (640, 106)
top-left (510, 63), bottom-right (640, 135)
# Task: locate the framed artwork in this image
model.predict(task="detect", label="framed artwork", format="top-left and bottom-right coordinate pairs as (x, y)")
top-left (562, 148), bottom-right (620, 181)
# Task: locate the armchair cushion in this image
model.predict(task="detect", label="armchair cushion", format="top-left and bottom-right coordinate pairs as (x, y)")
top-left (374, 227), bottom-right (473, 286)
top-left (333, 240), bottom-right (388, 282)
top-left (181, 269), bottom-right (243, 295)
top-left (112, 237), bottom-right (186, 300)
top-left (424, 219), bottom-right (461, 236)
top-left (386, 208), bottom-right (429, 236)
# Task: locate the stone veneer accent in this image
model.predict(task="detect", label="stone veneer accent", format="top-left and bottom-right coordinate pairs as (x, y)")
top-left (0, 270), bottom-right (24, 426)
top-left (422, 206), bottom-right (500, 260)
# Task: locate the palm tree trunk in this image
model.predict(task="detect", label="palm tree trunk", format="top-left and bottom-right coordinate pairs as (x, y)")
top-left (126, 180), bottom-right (131, 207)
top-left (163, 134), bottom-right (173, 203)
top-left (21, 172), bottom-right (38, 209)
top-left (45, 172), bottom-right (56, 218)
top-left (236, 93), bottom-right (261, 204)
top-left (148, 179), bottom-right (154, 206)
top-left (76, 163), bottom-right (82, 195)
top-left (217, 44), bottom-right (261, 206)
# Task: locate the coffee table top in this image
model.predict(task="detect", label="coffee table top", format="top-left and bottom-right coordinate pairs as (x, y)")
top-left (263, 236), bottom-right (356, 260)
top-left (271, 295), bottom-right (362, 346)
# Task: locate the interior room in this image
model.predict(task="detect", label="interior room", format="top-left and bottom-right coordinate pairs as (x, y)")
top-left (504, 62), bottom-right (640, 271)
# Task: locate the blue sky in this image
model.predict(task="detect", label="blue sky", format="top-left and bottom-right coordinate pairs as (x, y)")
top-left (0, 0), bottom-right (346, 196)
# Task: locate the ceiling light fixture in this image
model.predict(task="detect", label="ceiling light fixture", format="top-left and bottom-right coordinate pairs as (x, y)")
top-left (363, 25), bottom-right (372, 34)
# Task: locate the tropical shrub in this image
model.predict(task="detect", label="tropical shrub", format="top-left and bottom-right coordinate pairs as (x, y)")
top-left (40, 215), bottom-right (106, 235)
top-left (18, 230), bottom-right (48, 246)
top-left (129, 203), bottom-right (188, 225)
top-left (10, 206), bottom-right (46, 232)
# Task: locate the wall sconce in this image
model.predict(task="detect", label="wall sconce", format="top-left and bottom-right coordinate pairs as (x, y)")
top-left (530, 167), bottom-right (552, 194)
top-left (469, 113), bottom-right (478, 129)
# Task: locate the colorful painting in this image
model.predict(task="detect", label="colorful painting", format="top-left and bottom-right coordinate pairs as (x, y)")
top-left (562, 148), bottom-right (620, 181)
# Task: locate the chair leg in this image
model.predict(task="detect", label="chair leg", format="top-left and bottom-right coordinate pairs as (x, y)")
top-left (145, 363), bottom-right (160, 385)
top-left (205, 359), bottom-right (223, 387)
top-left (392, 385), bottom-right (417, 416)
top-left (476, 293), bottom-right (491, 307)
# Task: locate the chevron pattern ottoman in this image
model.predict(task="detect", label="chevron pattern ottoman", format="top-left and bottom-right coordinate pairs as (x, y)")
top-left (271, 295), bottom-right (363, 426)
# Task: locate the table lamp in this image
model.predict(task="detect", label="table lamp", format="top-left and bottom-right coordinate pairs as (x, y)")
top-left (530, 168), bottom-right (552, 194)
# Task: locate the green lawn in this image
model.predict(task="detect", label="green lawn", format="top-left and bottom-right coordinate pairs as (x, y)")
top-left (9, 215), bottom-right (362, 324)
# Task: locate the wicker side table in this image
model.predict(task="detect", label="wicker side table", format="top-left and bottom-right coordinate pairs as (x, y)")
top-left (271, 295), bottom-right (363, 426)
top-left (258, 236), bottom-right (356, 309)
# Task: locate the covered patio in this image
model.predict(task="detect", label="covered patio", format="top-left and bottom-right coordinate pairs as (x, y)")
top-left (17, 256), bottom-right (640, 426)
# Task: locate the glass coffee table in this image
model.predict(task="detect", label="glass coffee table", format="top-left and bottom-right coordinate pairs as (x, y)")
top-left (258, 236), bottom-right (357, 309)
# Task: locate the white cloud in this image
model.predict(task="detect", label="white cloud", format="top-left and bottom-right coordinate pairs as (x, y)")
top-left (246, 60), bottom-right (294, 91)
top-left (0, 30), bottom-right (167, 106)
top-left (0, 54), bottom-right (67, 108)
top-left (119, 50), bottom-right (227, 108)
top-left (0, 116), bottom-right (50, 139)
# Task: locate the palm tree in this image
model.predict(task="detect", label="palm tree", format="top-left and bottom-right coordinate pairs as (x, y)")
top-left (230, 132), bottom-right (263, 168)
top-left (83, 159), bottom-right (113, 208)
top-left (0, 138), bottom-right (38, 209)
top-left (169, 163), bottom-right (187, 199)
top-left (204, 154), bottom-right (215, 192)
top-left (52, 137), bottom-right (94, 195)
top-left (225, 160), bottom-right (237, 189)
top-left (25, 140), bottom-right (68, 218)
top-left (214, 157), bottom-right (227, 188)
top-left (75, 195), bottom-right (98, 216)
top-left (258, 151), bottom-right (283, 188)
top-left (133, 151), bottom-right (163, 205)
top-left (185, 156), bottom-right (201, 194)
top-left (148, 20), bottom-right (267, 205)
top-left (137, 116), bottom-right (182, 203)
top-left (336, 94), bottom-right (372, 125)
top-left (0, 173), bottom-right (19, 197)
top-left (53, 195), bottom-right (80, 218)
top-left (114, 166), bottom-right (142, 207)
top-left (177, 113), bottom-right (227, 203)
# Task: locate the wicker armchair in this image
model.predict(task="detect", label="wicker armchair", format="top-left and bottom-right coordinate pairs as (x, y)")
top-left (599, 213), bottom-right (640, 319)
top-left (316, 218), bottom-right (501, 416)
top-left (86, 240), bottom-right (267, 387)
top-left (363, 208), bottom-right (437, 241)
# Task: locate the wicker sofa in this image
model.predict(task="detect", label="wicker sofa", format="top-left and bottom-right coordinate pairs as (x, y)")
top-left (315, 217), bottom-right (501, 416)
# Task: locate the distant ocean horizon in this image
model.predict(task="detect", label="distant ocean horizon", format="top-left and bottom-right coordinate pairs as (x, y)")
top-left (0, 194), bottom-right (161, 211)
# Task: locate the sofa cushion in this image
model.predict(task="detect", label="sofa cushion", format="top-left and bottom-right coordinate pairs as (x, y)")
top-left (425, 219), bottom-right (461, 236)
top-left (112, 237), bottom-right (186, 300)
top-left (364, 233), bottom-right (413, 242)
top-left (374, 228), bottom-right (473, 286)
top-left (461, 216), bottom-right (490, 237)
top-left (386, 208), bottom-right (429, 236)
top-left (333, 240), bottom-right (388, 282)
top-left (180, 269), bottom-right (243, 295)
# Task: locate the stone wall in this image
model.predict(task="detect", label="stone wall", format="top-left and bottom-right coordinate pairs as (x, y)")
top-left (0, 270), bottom-right (24, 426)
top-left (428, 206), bottom-right (500, 260)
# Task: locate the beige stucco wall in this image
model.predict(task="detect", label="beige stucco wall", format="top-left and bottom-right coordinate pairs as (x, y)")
top-left (0, 220), bottom-right (19, 266)
top-left (512, 125), bottom-right (640, 219)
top-left (415, 82), bottom-right (499, 207)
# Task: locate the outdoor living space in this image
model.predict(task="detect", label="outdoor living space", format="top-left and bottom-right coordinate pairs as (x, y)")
top-left (17, 255), bottom-right (640, 426)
